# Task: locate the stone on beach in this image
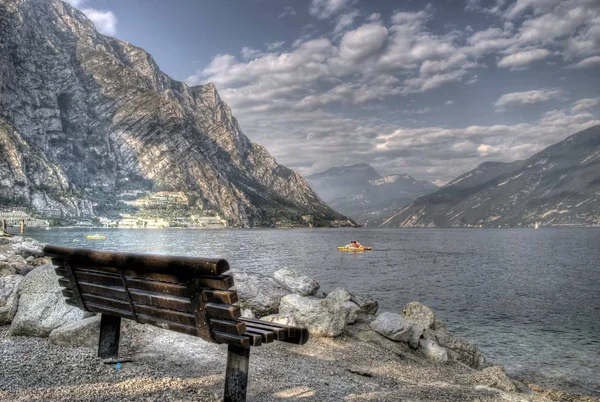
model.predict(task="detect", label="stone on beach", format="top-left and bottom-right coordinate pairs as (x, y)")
top-left (273, 268), bottom-right (320, 296)
top-left (260, 313), bottom-right (298, 326)
top-left (49, 315), bottom-right (101, 348)
top-left (0, 262), bottom-right (18, 277)
top-left (279, 294), bottom-right (350, 337)
top-left (402, 301), bottom-right (435, 329)
top-left (0, 274), bottom-right (24, 325)
top-left (418, 339), bottom-right (448, 364)
top-left (474, 365), bottom-right (518, 393)
top-left (369, 312), bottom-right (415, 342)
top-left (9, 265), bottom-right (93, 337)
top-left (350, 292), bottom-right (378, 316)
top-left (424, 323), bottom-right (486, 368)
top-left (232, 271), bottom-right (289, 317)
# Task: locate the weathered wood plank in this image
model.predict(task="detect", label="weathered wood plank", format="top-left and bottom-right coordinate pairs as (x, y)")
top-left (124, 270), bottom-right (189, 284)
top-left (242, 321), bottom-right (286, 341)
top-left (245, 328), bottom-right (274, 343)
top-left (74, 265), bottom-right (121, 276)
top-left (213, 331), bottom-right (252, 348)
top-left (205, 303), bottom-right (241, 320)
top-left (98, 314), bottom-right (121, 359)
top-left (74, 271), bottom-right (123, 287)
top-left (209, 319), bottom-right (246, 336)
top-left (58, 277), bottom-right (72, 289)
top-left (224, 345), bottom-right (250, 402)
top-left (78, 282), bottom-right (128, 301)
top-left (129, 290), bottom-right (193, 313)
top-left (54, 267), bottom-right (67, 277)
top-left (126, 278), bottom-right (189, 297)
top-left (194, 275), bottom-right (235, 290)
top-left (44, 245), bottom-right (230, 276)
top-left (84, 302), bottom-right (136, 320)
top-left (202, 290), bottom-right (238, 304)
top-left (62, 289), bottom-right (74, 299)
top-left (239, 317), bottom-right (309, 344)
top-left (136, 314), bottom-right (198, 337)
top-left (81, 293), bottom-right (131, 312)
top-left (134, 304), bottom-right (196, 326)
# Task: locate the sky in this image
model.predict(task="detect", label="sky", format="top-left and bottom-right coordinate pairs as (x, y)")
top-left (64, 0), bottom-right (600, 185)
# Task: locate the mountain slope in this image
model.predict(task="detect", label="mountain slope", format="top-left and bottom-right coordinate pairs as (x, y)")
top-left (382, 125), bottom-right (600, 227)
top-left (0, 0), bottom-right (344, 226)
top-left (306, 164), bottom-right (437, 224)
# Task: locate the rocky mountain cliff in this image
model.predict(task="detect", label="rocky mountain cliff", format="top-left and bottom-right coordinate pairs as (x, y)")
top-left (0, 0), bottom-right (345, 226)
top-left (382, 125), bottom-right (600, 227)
top-left (306, 164), bottom-right (437, 225)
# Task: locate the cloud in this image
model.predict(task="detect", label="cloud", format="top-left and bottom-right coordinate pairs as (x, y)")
top-left (266, 41), bottom-right (285, 51)
top-left (339, 22), bottom-right (388, 62)
top-left (278, 6), bottom-right (296, 18)
top-left (241, 47), bottom-right (261, 60)
top-left (568, 55), bottom-right (600, 68)
top-left (494, 88), bottom-right (565, 111)
top-left (333, 10), bottom-right (361, 34)
top-left (497, 48), bottom-right (551, 69)
top-left (571, 97), bottom-right (600, 113)
top-left (309, 0), bottom-right (354, 20)
top-left (445, 100), bottom-right (455, 106)
top-left (63, 0), bottom-right (117, 35)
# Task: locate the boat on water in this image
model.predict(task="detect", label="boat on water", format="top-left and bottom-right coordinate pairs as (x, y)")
top-left (85, 234), bottom-right (106, 240)
top-left (337, 246), bottom-right (372, 252)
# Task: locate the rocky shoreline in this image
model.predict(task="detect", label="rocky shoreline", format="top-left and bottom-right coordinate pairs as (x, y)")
top-left (1, 236), bottom-right (598, 401)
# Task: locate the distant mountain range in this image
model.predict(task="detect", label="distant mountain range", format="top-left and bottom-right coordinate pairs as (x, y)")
top-left (0, 0), bottom-right (345, 227)
top-left (383, 125), bottom-right (600, 227)
top-left (306, 164), bottom-right (438, 225)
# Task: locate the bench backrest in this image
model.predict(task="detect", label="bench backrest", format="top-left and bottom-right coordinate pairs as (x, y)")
top-left (45, 244), bottom-right (253, 347)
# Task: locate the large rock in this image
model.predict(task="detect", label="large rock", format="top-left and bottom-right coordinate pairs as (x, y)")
top-left (0, 275), bottom-right (24, 325)
top-left (49, 316), bottom-right (101, 348)
top-left (418, 339), bottom-right (448, 364)
top-left (326, 288), bottom-right (364, 324)
top-left (350, 293), bottom-right (378, 316)
top-left (260, 313), bottom-right (298, 326)
top-left (273, 268), bottom-right (320, 296)
top-left (369, 312), bottom-right (414, 343)
top-left (474, 366), bottom-right (517, 393)
top-left (423, 323), bottom-right (486, 368)
top-left (232, 271), bottom-right (290, 317)
top-left (354, 329), bottom-right (414, 360)
top-left (9, 265), bottom-right (93, 337)
top-left (326, 288), bottom-right (352, 304)
top-left (9, 241), bottom-right (44, 259)
top-left (279, 294), bottom-right (349, 337)
top-left (402, 302), bottom-right (435, 329)
top-left (0, 262), bottom-right (18, 277)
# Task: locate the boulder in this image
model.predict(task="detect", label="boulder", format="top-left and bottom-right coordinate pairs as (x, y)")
top-left (16, 264), bottom-right (36, 276)
top-left (0, 253), bottom-right (6, 262)
top-left (0, 275), bottom-right (24, 325)
top-left (402, 302), bottom-right (435, 329)
top-left (279, 294), bottom-right (349, 337)
top-left (369, 312), bottom-right (414, 343)
top-left (423, 324), bottom-right (486, 368)
top-left (11, 241), bottom-right (44, 259)
top-left (9, 265), bottom-right (93, 337)
top-left (326, 288), bottom-right (352, 304)
top-left (273, 268), bottom-right (320, 296)
top-left (260, 313), bottom-right (297, 326)
top-left (350, 293), bottom-right (378, 316)
top-left (241, 309), bottom-right (255, 319)
top-left (49, 315), bottom-right (101, 348)
top-left (8, 254), bottom-right (27, 265)
top-left (342, 301), bottom-right (361, 324)
top-left (232, 271), bottom-right (289, 317)
top-left (0, 262), bottom-right (18, 277)
top-left (354, 329), bottom-right (414, 359)
top-left (418, 339), bottom-right (448, 364)
top-left (474, 366), bottom-right (517, 393)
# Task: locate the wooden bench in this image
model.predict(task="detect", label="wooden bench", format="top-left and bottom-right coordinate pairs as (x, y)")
top-left (44, 245), bottom-right (309, 402)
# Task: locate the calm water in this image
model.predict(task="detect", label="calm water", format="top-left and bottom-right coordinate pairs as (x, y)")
top-left (27, 227), bottom-right (600, 396)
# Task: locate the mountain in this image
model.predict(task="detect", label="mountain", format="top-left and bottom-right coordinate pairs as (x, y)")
top-left (305, 164), bottom-right (381, 202)
top-left (382, 125), bottom-right (600, 227)
top-left (306, 164), bottom-right (437, 224)
top-left (0, 0), bottom-right (345, 226)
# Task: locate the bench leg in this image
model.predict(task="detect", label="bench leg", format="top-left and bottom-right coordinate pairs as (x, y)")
top-left (224, 345), bottom-right (250, 402)
top-left (98, 314), bottom-right (121, 359)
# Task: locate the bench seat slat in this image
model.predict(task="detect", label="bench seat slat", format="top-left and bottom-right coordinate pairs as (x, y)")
top-left (194, 275), bottom-right (234, 290)
top-left (242, 322), bottom-right (286, 341)
top-left (123, 270), bottom-right (190, 284)
top-left (74, 265), bottom-right (121, 276)
top-left (202, 290), bottom-right (238, 304)
top-left (75, 271), bottom-right (123, 288)
top-left (78, 282), bottom-right (129, 301)
top-left (205, 303), bottom-right (241, 320)
top-left (245, 328), bottom-right (274, 343)
top-left (55, 267), bottom-right (67, 277)
top-left (209, 319), bottom-right (246, 335)
top-left (81, 293), bottom-right (131, 312)
top-left (213, 331), bottom-right (253, 348)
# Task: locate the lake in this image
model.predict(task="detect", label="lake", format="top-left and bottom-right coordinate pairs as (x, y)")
top-left (26, 227), bottom-right (600, 396)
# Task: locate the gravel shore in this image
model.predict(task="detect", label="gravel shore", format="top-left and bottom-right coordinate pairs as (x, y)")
top-left (2, 324), bottom-right (597, 402)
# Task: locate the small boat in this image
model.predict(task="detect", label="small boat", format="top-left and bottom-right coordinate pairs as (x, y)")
top-left (337, 246), bottom-right (372, 252)
top-left (85, 234), bottom-right (106, 240)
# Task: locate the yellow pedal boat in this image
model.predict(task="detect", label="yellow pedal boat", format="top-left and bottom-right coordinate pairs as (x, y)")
top-left (337, 246), bottom-right (372, 251)
top-left (85, 234), bottom-right (106, 240)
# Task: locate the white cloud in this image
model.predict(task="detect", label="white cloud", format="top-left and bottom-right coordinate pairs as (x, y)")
top-left (339, 22), bottom-right (388, 62)
top-left (241, 47), bottom-right (261, 60)
top-left (333, 10), bottom-right (361, 34)
top-left (278, 6), bottom-right (296, 18)
top-left (568, 55), bottom-right (600, 69)
top-left (63, 0), bottom-right (117, 35)
top-left (571, 97), bottom-right (600, 113)
top-left (497, 48), bottom-right (551, 69)
top-left (266, 41), bottom-right (285, 51)
top-left (495, 88), bottom-right (565, 111)
top-left (445, 100), bottom-right (455, 106)
top-left (309, 0), bottom-right (354, 20)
